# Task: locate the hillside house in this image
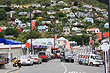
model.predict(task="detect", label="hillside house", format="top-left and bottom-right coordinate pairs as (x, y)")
top-left (97, 17), bottom-right (105, 21)
top-left (67, 12), bottom-right (75, 18)
top-left (82, 17), bottom-right (94, 23)
top-left (18, 12), bottom-right (27, 15)
top-left (60, 8), bottom-right (71, 13)
top-left (54, 20), bottom-right (62, 27)
top-left (42, 21), bottom-right (51, 26)
top-left (70, 6), bottom-right (79, 10)
top-left (83, 5), bottom-right (92, 8)
top-left (72, 27), bottom-right (84, 32)
top-left (47, 10), bottom-right (56, 14)
top-left (68, 18), bottom-right (78, 23)
top-left (86, 28), bottom-right (100, 34)
top-left (73, 22), bottom-right (84, 26)
top-left (63, 27), bottom-right (70, 36)
top-left (32, 4), bottom-right (41, 7)
top-left (6, 11), bottom-right (16, 18)
top-left (37, 25), bottom-right (48, 32)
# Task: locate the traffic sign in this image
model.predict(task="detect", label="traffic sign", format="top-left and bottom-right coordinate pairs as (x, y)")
top-left (101, 43), bottom-right (109, 51)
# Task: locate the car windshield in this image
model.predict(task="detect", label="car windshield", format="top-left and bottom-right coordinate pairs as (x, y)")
top-left (31, 55), bottom-right (38, 57)
top-left (39, 52), bottom-right (46, 55)
top-left (20, 56), bottom-right (30, 59)
top-left (65, 52), bottom-right (72, 56)
top-left (95, 56), bottom-right (102, 60)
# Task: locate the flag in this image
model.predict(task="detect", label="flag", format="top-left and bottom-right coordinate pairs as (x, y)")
top-left (54, 35), bottom-right (57, 41)
top-left (98, 32), bottom-right (102, 40)
top-left (65, 40), bottom-right (68, 45)
top-left (31, 20), bottom-right (36, 30)
top-left (104, 32), bottom-right (109, 38)
top-left (0, 28), bottom-right (2, 32)
top-left (70, 46), bottom-right (73, 51)
top-left (89, 37), bottom-right (92, 43)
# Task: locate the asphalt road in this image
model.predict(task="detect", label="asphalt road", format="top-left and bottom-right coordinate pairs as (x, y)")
top-left (9, 59), bottom-right (104, 73)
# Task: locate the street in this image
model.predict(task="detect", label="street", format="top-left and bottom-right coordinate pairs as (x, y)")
top-left (5, 59), bottom-right (104, 73)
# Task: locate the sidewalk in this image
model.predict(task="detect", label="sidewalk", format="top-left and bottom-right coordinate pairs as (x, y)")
top-left (0, 62), bottom-right (19, 73)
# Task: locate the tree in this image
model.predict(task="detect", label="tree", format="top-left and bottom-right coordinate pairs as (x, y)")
top-left (0, 8), bottom-right (6, 20)
top-left (4, 28), bottom-right (19, 37)
top-left (62, 17), bottom-right (68, 23)
top-left (26, 12), bottom-right (34, 19)
top-left (74, 1), bottom-right (78, 6)
top-left (56, 12), bottom-right (66, 17)
top-left (0, 31), bottom-right (5, 38)
top-left (6, 0), bottom-right (12, 5)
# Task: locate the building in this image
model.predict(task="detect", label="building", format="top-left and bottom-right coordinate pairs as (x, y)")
top-left (37, 25), bottom-right (48, 32)
top-left (62, 27), bottom-right (70, 36)
top-left (86, 28), bottom-right (100, 34)
top-left (82, 17), bottom-right (94, 23)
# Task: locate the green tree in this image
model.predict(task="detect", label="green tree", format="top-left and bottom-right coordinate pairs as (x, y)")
top-left (26, 12), bottom-right (34, 19)
top-left (0, 31), bottom-right (5, 38)
top-left (74, 1), bottom-right (78, 6)
top-left (0, 8), bottom-right (6, 20)
top-left (56, 12), bottom-right (66, 17)
top-left (6, 0), bottom-right (12, 5)
top-left (62, 17), bottom-right (68, 23)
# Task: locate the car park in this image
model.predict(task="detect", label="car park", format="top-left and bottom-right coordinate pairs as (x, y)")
top-left (60, 52), bottom-right (74, 62)
top-left (19, 55), bottom-right (33, 66)
top-left (38, 51), bottom-right (49, 62)
top-left (30, 55), bottom-right (42, 64)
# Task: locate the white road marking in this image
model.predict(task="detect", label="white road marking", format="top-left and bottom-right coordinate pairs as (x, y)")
top-left (62, 63), bottom-right (67, 73)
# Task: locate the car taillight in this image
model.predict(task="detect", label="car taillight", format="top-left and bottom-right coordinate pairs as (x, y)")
top-left (27, 59), bottom-right (30, 61)
top-left (34, 58), bottom-right (38, 60)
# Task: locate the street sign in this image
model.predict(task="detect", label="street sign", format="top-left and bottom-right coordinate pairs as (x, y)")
top-left (101, 43), bottom-right (109, 51)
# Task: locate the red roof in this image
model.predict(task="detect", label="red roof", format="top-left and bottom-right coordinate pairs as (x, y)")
top-left (97, 17), bottom-right (104, 20)
top-left (86, 28), bottom-right (97, 31)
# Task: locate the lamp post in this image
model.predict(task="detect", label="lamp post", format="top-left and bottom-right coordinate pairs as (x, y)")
top-left (30, 6), bottom-right (32, 54)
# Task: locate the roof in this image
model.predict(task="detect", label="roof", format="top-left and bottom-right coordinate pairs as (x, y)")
top-left (97, 17), bottom-right (104, 19)
top-left (57, 37), bottom-right (67, 41)
top-left (86, 28), bottom-right (98, 31)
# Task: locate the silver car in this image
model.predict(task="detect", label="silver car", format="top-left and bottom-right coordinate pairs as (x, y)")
top-left (20, 55), bottom-right (33, 66)
top-left (30, 55), bottom-right (42, 64)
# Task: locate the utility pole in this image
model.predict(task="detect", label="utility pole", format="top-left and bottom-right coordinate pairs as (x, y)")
top-left (30, 6), bottom-right (32, 54)
top-left (54, 28), bottom-right (55, 54)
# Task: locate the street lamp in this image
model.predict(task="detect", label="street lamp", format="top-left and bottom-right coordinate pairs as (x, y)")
top-left (30, 6), bottom-right (32, 54)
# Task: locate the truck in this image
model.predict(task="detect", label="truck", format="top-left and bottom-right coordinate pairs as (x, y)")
top-left (0, 53), bottom-right (9, 69)
top-left (77, 54), bottom-right (103, 66)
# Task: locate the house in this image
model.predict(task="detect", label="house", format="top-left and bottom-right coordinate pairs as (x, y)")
top-left (23, 29), bottom-right (30, 32)
top-left (33, 10), bottom-right (42, 14)
top-left (15, 19), bottom-right (26, 28)
top-left (86, 12), bottom-right (94, 18)
top-left (72, 27), bottom-right (84, 32)
top-left (32, 4), bottom-right (41, 7)
top-left (8, 21), bottom-right (15, 25)
top-left (18, 12), bottom-right (27, 15)
top-left (86, 28), bottom-right (100, 34)
top-left (42, 6), bottom-right (45, 8)
top-left (42, 21), bottom-right (51, 25)
top-left (13, 5), bottom-right (19, 8)
top-left (51, 28), bottom-right (60, 32)
top-left (65, 22), bottom-right (72, 27)
top-left (82, 17), bottom-right (94, 23)
top-left (50, 0), bottom-right (57, 7)
top-left (68, 18), bottom-right (78, 23)
top-left (73, 22), bottom-right (84, 26)
top-left (6, 11), bottom-right (16, 18)
top-left (70, 6), bottom-right (79, 10)
top-left (50, 16), bottom-right (55, 19)
top-left (101, 9), bottom-right (108, 15)
top-left (104, 23), bottom-right (109, 28)
top-left (62, 27), bottom-right (70, 36)
top-left (66, 12), bottom-right (75, 18)
top-left (56, 37), bottom-right (70, 49)
top-left (58, 1), bottom-right (68, 5)
top-left (37, 25), bottom-right (48, 32)
top-left (54, 20), bottom-right (62, 27)
top-left (60, 8), bottom-right (71, 13)
top-left (84, 8), bottom-right (92, 12)
top-left (75, 12), bottom-right (86, 18)
top-left (94, 7), bottom-right (102, 11)
top-left (97, 17), bottom-right (105, 21)
top-left (47, 10), bottom-right (56, 14)
top-left (83, 5), bottom-right (92, 8)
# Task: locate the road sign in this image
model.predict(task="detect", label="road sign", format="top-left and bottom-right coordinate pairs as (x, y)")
top-left (101, 43), bottom-right (109, 51)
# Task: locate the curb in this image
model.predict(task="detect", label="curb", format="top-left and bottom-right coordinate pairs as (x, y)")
top-left (5, 68), bottom-right (19, 73)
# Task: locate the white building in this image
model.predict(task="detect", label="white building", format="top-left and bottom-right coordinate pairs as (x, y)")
top-left (37, 25), bottom-right (48, 32)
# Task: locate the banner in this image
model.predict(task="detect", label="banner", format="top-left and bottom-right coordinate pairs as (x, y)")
top-left (104, 32), bottom-right (109, 38)
top-left (0, 28), bottom-right (2, 32)
top-left (25, 43), bottom-right (30, 48)
top-left (65, 40), bottom-right (68, 45)
top-left (55, 35), bottom-right (57, 41)
top-left (70, 46), bottom-right (73, 51)
top-left (98, 32), bottom-right (102, 40)
top-left (31, 20), bottom-right (36, 30)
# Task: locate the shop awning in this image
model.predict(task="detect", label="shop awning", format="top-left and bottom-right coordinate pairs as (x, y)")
top-left (51, 47), bottom-right (59, 50)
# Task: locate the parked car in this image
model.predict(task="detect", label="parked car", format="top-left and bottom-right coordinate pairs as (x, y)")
top-left (38, 51), bottom-right (49, 62)
top-left (50, 53), bottom-right (55, 59)
top-left (30, 55), bottom-right (42, 64)
top-left (60, 52), bottom-right (74, 63)
top-left (19, 55), bottom-right (33, 66)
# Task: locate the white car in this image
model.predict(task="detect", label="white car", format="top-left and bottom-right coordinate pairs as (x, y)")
top-left (19, 55), bottom-right (33, 66)
top-left (30, 55), bottom-right (42, 64)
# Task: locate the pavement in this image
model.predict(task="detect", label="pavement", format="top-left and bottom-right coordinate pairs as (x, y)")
top-left (0, 62), bottom-right (19, 73)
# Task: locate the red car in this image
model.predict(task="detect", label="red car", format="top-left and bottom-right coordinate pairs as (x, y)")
top-left (38, 51), bottom-right (49, 62)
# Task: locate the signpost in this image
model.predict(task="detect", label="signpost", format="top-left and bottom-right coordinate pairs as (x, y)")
top-left (101, 43), bottom-right (109, 73)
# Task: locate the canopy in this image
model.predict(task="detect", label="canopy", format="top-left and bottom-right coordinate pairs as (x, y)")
top-left (0, 39), bottom-right (21, 45)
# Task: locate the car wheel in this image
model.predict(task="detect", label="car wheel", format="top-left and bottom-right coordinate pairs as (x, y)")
top-left (90, 62), bottom-right (94, 66)
top-left (40, 61), bottom-right (42, 64)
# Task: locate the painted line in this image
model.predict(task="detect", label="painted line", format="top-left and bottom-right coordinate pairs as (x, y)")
top-left (62, 63), bottom-right (67, 73)
top-left (15, 71), bottom-right (19, 73)
top-left (5, 69), bottom-right (19, 73)
top-left (23, 67), bottom-right (27, 70)
top-left (21, 70), bottom-right (24, 71)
